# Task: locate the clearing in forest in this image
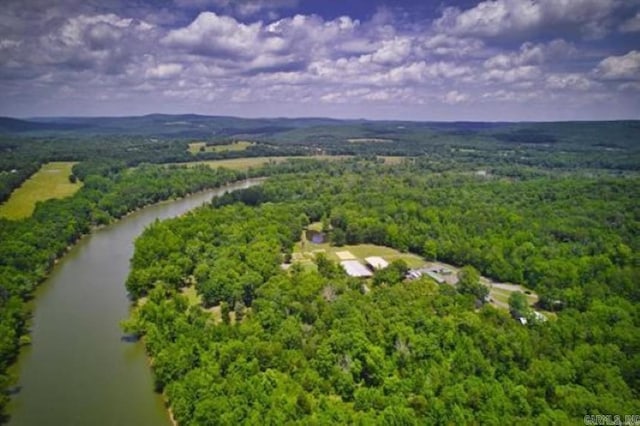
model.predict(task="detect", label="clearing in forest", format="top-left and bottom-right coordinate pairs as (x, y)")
top-left (293, 226), bottom-right (426, 270)
top-left (177, 155), bottom-right (406, 171)
top-left (188, 140), bottom-right (255, 154)
top-left (0, 162), bottom-right (81, 220)
top-left (292, 224), bottom-right (544, 315)
top-left (180, 285), bottom-right (245, 324)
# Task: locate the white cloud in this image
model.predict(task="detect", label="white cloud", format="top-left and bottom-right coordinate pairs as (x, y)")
top-left (173, 0), bottom-right (298, 17)
top-left (162, 12), bottom-right (263, 58)
top-left (594, 50), bottom-right (640, 80)
top-left (484, 39), bottom-right (575, 69)
top-left (618, 82), bottom-right (640, 91)
top-left (369, 37), bottom-right (412, 65)
top-left (1, 1), bottom-right (638, 119)
top-left (546, 73), bottom-right (594, 90)
top-left (442, 90), bottom-right (469, 104)
top-left (620, 12), bottom-right (640, 32)
top-left (418, 34), bottom-right (485, 58)
top-left (484, 65), bottom-right (541, 83)
top-left (481, 89), bottom-right (542, 102)
top-left (146, 63), bottom-right (183, 78)
top-left (435, 0), bottom-right (621, 39)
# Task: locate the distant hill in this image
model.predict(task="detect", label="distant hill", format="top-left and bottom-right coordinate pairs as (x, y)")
top-left (0, 116), bottom-right (89, 133)
top-left (1, 115), bottom-right (638, 149)
top-left (16, 114), bottom-right (350, 137)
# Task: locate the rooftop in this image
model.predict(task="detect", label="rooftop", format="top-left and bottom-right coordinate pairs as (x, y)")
top-left (340, 260), bottom-right (373, 277)
top-left (364, 256), bottom-right (389, 270)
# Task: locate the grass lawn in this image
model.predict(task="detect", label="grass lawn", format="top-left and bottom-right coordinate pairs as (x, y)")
top-left (293, 225), bottom-right (426, 270)
top-left (177, 155), bottom-right (407, 171)
top-left (380, 156), bottom-right (406, 165)
top-left (188, 141), bottom-right (255, 154)
top-left (0, 162), bottom-right (82, 220)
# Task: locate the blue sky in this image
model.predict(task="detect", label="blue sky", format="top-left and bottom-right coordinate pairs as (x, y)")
top-left (1, 0), bottom-right (639, 120)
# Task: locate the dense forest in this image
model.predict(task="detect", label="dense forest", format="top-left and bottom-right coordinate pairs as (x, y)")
top-left (124, 163), bottom-right (640, 424)
top-left (1, 117), bottom-right (639, 422)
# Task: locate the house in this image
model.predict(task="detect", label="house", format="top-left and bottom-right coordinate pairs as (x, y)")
top-left (364, 256), bottom-right (389, 270)
top-left (406, 267), bottom-right (445, 284)
top-left (340, 260), bottom-right (373, 278)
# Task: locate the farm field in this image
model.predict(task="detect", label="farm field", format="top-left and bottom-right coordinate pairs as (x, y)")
top-left (188, 140), bottom-right (255, 154)
top-left (0, 162), bottom-right (81, 220)
top-left (177, 155), bottom-right (406, 170)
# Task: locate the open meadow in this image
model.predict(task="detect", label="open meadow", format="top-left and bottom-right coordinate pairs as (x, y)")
top-left (176, 155), bottom-right (405, 170)
top-left (0, 162), bottom-right (81, 220)
top-left (188, 141), bottom-right (255, 154)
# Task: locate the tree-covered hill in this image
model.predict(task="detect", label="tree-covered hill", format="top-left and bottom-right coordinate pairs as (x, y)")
top-left (125, 162), bottom-right (640, 424)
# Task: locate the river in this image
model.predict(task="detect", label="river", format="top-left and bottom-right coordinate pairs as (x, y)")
top-left (7, 179), bottom-right (262, 426)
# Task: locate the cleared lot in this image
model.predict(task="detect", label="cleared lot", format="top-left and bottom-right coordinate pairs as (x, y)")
top-left (0, 162), bottom-right (81, 220)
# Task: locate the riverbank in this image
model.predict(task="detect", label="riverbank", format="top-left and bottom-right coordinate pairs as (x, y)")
top-left (3, 178), bottom-right (264, 424)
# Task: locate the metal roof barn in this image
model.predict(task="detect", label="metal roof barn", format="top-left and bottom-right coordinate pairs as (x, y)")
top-left (340, 260), bottom-right (373, 277)
top-left (364, 256), bottom-right (389, 270)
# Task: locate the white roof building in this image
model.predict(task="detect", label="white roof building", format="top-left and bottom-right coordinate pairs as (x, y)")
top-left (364, 256), bottom-right (389, 270)
top-left (340, 260), bottom-right (373, 277)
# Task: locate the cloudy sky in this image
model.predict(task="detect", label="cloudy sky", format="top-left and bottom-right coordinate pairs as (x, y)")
top-left (1, 0), bottom-right (639, 120)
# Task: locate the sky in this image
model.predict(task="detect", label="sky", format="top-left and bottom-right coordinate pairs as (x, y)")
top-left (0, 0), bottom-right (639, 121)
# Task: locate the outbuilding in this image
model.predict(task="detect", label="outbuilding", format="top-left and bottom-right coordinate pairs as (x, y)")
top-left (340, 260), bottom-right (373, 277)
top-left (364, 256), bottom-right (389, 270)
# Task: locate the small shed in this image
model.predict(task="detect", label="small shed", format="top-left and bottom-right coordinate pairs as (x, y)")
top-left (364, 256), bottom-right (389, 270)
top-left (340, 260), bottom-right (373, 277)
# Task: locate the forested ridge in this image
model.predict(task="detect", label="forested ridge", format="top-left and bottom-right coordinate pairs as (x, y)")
top-left (124, 163), bottom-right (640, 424)
top-left (0, 163), bottom-right (244, 416)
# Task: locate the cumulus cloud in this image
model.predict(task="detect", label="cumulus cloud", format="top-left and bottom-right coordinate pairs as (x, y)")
top-left (174, 0), bottom-right (298, 17)
top-left (368, 37), bottom-right (412, 65)
top-left (484, 39), bottom-right (576, 70)
top-left (417, 34), bottom-right (485, 58)
top-left (594, 50), bottom-right (640, 80)
top-left (442, 90), bottom-right (469, 104)
top-left (484, 65), bottom-right (541, 83)
top-left (546, 73), bottom-right (594, 90)
top-left (161, 12), bottom-right (363, 75)
top-left (435, 0), bottom-right (622, 39)
top-left (146, 63), bottom-right (183, 78)
top-left (162, 12), bottom-right (264, 58)
top-left (619, 12), bottom-right (640, 32)
top-left (0, 0), bottom-right (638, 119)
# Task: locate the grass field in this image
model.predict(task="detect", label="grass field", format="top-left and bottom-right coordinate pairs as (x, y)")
top-left (178, 155), bottom-right (406, 171)
top-left (0, 162), bottom-right (81, 220)
top-left (188, 141), bottom-right (255, 154)
top-left (292, 225), bottom-right (426, 271)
